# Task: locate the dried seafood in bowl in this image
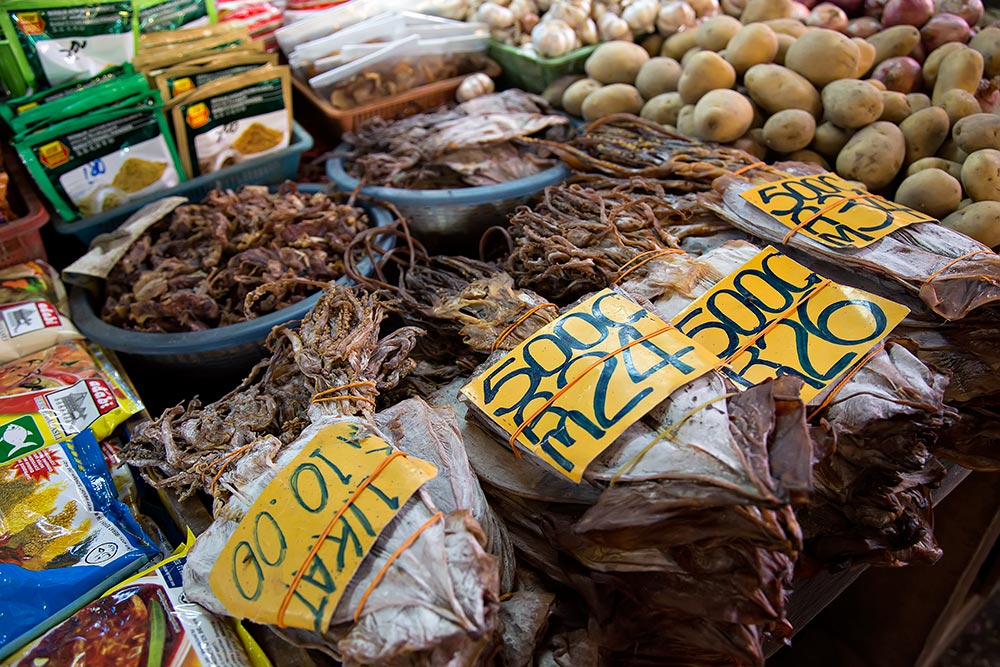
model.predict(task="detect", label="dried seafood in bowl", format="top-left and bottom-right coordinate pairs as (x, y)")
top-left (102, 183), bottom-right (371, 333)
top-left (342, 89), bottom-right (574, 189)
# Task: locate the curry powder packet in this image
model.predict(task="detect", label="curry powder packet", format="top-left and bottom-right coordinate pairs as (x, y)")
top-left (0, 64), bottom-right (133, 132)
top-left (154, 50), bottom-right (276, 101)
top-left (135, 0), bottom-right (218, 33)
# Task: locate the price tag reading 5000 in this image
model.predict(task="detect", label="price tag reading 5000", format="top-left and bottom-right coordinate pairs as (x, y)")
top-left (461, 289), bottom-right (717, 482)
top-left (209, 423), bottom-right (437, 634)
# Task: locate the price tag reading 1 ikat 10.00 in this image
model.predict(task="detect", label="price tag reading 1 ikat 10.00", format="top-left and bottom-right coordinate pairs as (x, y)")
top-left (670, 246), bottom-right (910, 402)
top-left (740, 172), bottom-right (935, 249)
top-left (461, 289), bottom-right (718, 483)
top-left (209, 423), bottom-right (437, 634)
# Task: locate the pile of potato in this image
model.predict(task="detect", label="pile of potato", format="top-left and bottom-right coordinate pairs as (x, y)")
top-left (543, 5), bottom-right (1000, 246)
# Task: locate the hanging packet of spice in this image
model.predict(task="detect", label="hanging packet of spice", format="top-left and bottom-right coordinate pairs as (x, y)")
top-left (154, 50), bottom-right (276, 100)
top-left (0, 64), bottom-right (133, 132)
top-left (0, 341), bottom-right (144, 460)
top-left (2, 532), bottom-right (271, 667)
top-left (13, 87), bottom-right (183, 221)
top-left (170, 64), bottom-right (291, 179)
top-left (132, 26), bottom-right (256, 76)
top-left (135, 0), bottom-right (218, 33)
top-left (137, 19), bottom-right (244, 49)
top-left (0, 0), bottom-right (137, 92)
top-left (0, 429), bottom-right (157, 661)
top-left (0, 261), bottom-right (83, 364)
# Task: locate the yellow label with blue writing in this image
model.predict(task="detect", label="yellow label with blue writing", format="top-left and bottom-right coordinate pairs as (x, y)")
top-left (461, 289), bottom-right (718, 483)
top-left (670, 246), bottom-right (909, 401)
top-left (740, 173), bottom-right (934, 248)
top-left (208, 423), bottom-right (437, 633)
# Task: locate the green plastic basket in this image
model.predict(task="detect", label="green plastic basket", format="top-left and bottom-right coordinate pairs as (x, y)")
top-left (0, 38), bottom-right (31, 98)
top-left (488, 40), bottom-right (596, 94)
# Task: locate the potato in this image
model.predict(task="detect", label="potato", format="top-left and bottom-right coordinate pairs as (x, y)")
top-left (938, 88), bottom-right (981, 126)
top-left (940, 201), bottom-right (1000, 246)
top-left (635, 57), bottom-right (683, 99)
top-left (762, 109), bottom-right (817, 152)
top-left (693, 89), bottom-right (755, 142)
top-left (937, 138), bottom-right (969, 163)
top-left (970, 27), bottom-right (1000, 79)
top-left (774, 33), bottom-right (795, 65)
top-left (922, 42), bottom-right (967, 89)
top-left (677, 104), bottom-right (697, 136)
top-left (787, 149), bottom-right (830, 168)
top-left (763, 18), bottom-right (809, 37)
top-left (836, 121), bottom-right (906, 190)
top-left (900, 106), bottom-right (950, 164)
top-left (932, 47), bottom-right (983, 105)
top-left (952, 113), bottom-right (1000, 154)
top-left (961, 149), bottom-right (1000, 201)
top-left (732, 132), bottom-right (768, 159)
top-left (698, 15), bottom-right (743, 51)
top-left (880, 91), bottom-right (911, 123)
top-left (866, 78), bottom-right (887, 90)
top-left (867, 25), bottom-right (921, 65)
top-left (640, 92), bottom-right (685, 125)
top-left (853, 37), bottom-right (877, 78)
top-left (581, 83), bottom-right (644, 121)
top-left (785, 29), bottom-right (860, 87)
top-left (907, 157), bottom-right (964, 181)
top-left (821, 79), bottom-right (884, 128)
top-left (661, 29), bottom-right (700, 60)
top-left (681, 47), bottom-right (705, 67)
top-left (741, 0), bottom-right (793, 23)
top-left (562, 78), bottom-right (604, 116)
top-left (894, 169), bottom-right (963, 218)
top-left (585, 41), bottom-right (651, 84)
top-left (543, 75), bottom-right (584, 109)
top-left (906, 92), bottom-right (931, 112)
top-left (641, 33), bottom-right (665, 58)
top-left (725, 24), bottom-right (778, 75)
top-left (813, 121), bottom-right (854, 157)
top-left (744, 64), bottom-right (822, 117)
top-left (679, 51), bottom-right (736, 104)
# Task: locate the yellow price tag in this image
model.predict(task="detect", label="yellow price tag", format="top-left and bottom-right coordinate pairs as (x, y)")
top-left (740, 173), bottom-right (934, 248)
top-left (671, 246), bottom-right (910, 401)
top-left (461, 289), bottom-right (718, 482)
top-left (209, 423), bottom-right (437, 634)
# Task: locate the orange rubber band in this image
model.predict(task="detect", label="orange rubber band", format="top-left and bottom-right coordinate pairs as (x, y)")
top-left (353, 511), bottom-right (444, 622)
top-left (807, 342), bottom-right (886, 421)
top-left (492, 303), bottom-right (558, 352)
top-left (923, 249), bottom-right (993, 284)
top-left (507, 324), bottom-right (675, 455)
top-left (312, 394), bottom-right (377, 406)
top-left (733, 161), bottom-right (766, 176)
top-left (311, 381), bottom-right (377, 403)
top-left (614, 248), bottom-right (685, 285)
top-left (277, 451), bottom-right (409, 628)
top-left (208, 444), bottom-right (254, 494)
top-left (781, 193), bottom-right (885, 245)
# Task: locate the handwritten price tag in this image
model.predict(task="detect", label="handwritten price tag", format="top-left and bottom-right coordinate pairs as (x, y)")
top-left (461, 289), bottom-right (717, 482)
top-left (671, 246), bottom-right (909, 401)
top-left (209, 423), bottom-right (437, 633)
top-left (740, 173), bottom-right (934, 248)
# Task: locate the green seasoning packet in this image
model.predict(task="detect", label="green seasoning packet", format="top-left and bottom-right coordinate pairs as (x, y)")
top-left (14, 88), bottom-right (185, 221)
top-left (0, 0), bottom-right (136, 91)
top-left (0, 64), bottom-right (133, 130)
top-left (171, 64), bottom-right (291, 179)
top-left (155, 51), bottom-right (276, 100)
top-left (135, 0), bottom-right (218, 33)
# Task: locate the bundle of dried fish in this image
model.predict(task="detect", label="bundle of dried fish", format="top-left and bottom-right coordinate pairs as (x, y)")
top-left (102, 184), bottom-right (371, 333)
top-left (702, 162), bottom-right (1000, 321)
top-left (344, 90), bottom-right (574, 189)
top-left (533, 113), bottom-right (759, 185)
top-left (124, 285), bottom-right (422, 508)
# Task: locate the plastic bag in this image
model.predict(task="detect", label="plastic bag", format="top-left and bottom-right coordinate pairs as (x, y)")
top-left (0, 261), bottom-right (83, 365)
top-left (0, 429), bottom-right (157, 660)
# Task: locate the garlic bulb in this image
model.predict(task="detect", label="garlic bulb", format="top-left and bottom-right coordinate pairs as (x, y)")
top-left (537, 0), bottom-right (552, 10)
top-left (578, 17), bottom-right (599, 43)
top-left (656, 1), bottom-right (696, 35)
top-left (508, 0), bottom-right (538, 18)
top-left (532, 18), bottom-right (580, 56)
top-left (475, 2), bottom-right (516, 27)
top-left (456, 73), bottom-right (495, 102)
top-left (521, 11), bottom-right (541, 31)
top-left (597, 12), bottom-right (632, 40)
top-left (547, 0), bottom-right (591, 27)
top-left (721, 0), bottom-right (746, 17)
top-left (622, 0), bottom-right (658, 33)
top-left (687, 0), bottom-right (721, 17)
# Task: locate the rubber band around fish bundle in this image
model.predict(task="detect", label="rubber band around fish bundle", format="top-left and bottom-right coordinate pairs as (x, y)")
top-left (613, 248), bottom-right (686, 284)
top-left (311, 381), bottom-right (378, 405)
top-left (353, 511), bottom-right (444, 621)
top-left (922, 249), bottom-right (994, 284)
top-left (491, 303), bottom-right (558, 352)
top-left (807, 342), bottom-right (887, 421)
top-left (732, 161), bottom-right (766, 176)
top-left (781, 193), bottom-right (886, 245)
top-left (507, 324), bottom-right (677, 457)
top-left (277, 451), bottom-right (410, 628)
top-left (208, 444), bottom-right (255, 495)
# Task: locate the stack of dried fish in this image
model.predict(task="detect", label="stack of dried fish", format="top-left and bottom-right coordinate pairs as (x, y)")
top-left (103, 184), bottom-right (371, 332)
top-left (344, 90), bottom-right (574, 189)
